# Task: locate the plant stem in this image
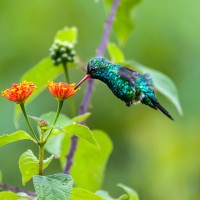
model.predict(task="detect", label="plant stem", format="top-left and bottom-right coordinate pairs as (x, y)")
top-left (63, 62), bottom-right (76, 117)
top-left (97, 0), bottom-right (120, 57)
top-left (63, 62), bottom-right (70, 83)
top-left (44, 100), bottom-right (64, 142)
top-left (20, 103), bottom-right (39, 142)
top-left (0, 183), bottom-right (36, 196)
top-left (38, 130), bottom-right (45, 175)
top-left (53, 100), bottom-right (64, 125)
top-left (64, 0), bottom-right (120, 174)
top-left (64, 135), bottom-right (78, 174)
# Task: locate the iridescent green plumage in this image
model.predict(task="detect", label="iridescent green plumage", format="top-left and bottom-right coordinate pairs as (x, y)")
top-left (76, 57), bottom-right (173, 120)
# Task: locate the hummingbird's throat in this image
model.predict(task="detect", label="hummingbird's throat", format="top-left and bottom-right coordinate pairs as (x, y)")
top-left (75, 74), bottom-right (91, 89)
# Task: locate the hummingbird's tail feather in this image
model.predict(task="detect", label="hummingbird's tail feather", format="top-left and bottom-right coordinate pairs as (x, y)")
top-left (150, 98), bottom-right (174, 120)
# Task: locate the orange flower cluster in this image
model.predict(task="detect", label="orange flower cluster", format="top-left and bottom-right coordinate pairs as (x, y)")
top-left (47, 81), bottom-right (79, 100)
top-left (1, 81), bottom-right (37, 103)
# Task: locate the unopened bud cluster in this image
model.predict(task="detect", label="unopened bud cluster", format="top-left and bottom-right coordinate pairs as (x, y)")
top-left (49, 40), bottom-right (76, 66)
top-left (37, 119), bottom-right (48, 128)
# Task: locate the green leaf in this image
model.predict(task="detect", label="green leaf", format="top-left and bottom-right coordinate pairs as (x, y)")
top-left (70, 188), bottom-right (104, 200)
top-left (104, 0), bottom-right (142, 45)
top-left (107, 42), bottom-right (125, 63)
top-left (118, 184), bottom-right (139, 200)
top-left (0, 130), bottom-right (35, 147)
top-left (14, 57), bottom-right (63, 124)
top-left (126, 60), bottom-right (183, 115)
top-left (33, 173), bottom-right (73, 200)
top-left (62, 124), bottom-right (99, 147)
top-left (55, 27), bottom-right (78, 45)
top-left (60, 130), bottom-right (113, 191)
top-left (19, 150), bottom-right (54, 185)
top-left (71, 112), bottom-right (91, 123)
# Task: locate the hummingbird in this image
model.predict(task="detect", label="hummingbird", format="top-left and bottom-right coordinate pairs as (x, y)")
top-left (75, 57), bottom-right (173, 120)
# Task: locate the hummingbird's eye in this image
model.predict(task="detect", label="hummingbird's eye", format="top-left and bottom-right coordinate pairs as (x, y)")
top-left (91, 66), bottom-right (98, 72)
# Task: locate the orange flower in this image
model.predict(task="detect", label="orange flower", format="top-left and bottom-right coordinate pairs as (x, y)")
top-left (47, 81), bottom-right (79, 100)
top-left (1, 81), bottom-right (37, 103)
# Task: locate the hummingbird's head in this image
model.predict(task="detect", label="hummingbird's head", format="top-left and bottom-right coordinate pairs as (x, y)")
top-left (75, 57), bottom-right (108, 89)
top-left (87, 57), bottom-right (108, 77)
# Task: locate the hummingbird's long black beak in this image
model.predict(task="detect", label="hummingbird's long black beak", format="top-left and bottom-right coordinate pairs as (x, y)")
top-left (75, 74), bottom-right (91, 89)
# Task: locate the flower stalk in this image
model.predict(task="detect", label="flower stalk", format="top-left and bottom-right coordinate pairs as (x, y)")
top-left (44, 100), bottom-right (64, 142)
top-left (38, 130), bottom-right (45, 175)
top-left (20, 103), bottom-right (39, 142)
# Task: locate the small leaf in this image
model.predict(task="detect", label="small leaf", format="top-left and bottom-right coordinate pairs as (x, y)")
top-left (43, 155), bottom-right (54, 169)
top-left (55, 27), bottom-right (78, 45)
top-left (62, 124), bottom-right (99, 147)
top-left (19, 150), bottom-right (54, 185)
top-left (71, 188), bottom-right (104, 200)
top-left (104, 0), bottom-right (142, 45)
top-left (126, 60), bottom-right (183, 115)
top-left (0, 130), bottom-right (35, 147)
top-left (107, 42), bottom-right (125, 63)
top-left (71, 112), bottom-right (91, 123)
top-left (60, 130), bottom-right (113, 191)
top-left (33, 173), bottom-right (73, 200)
top-left (118, 184), bottom-right (139, 200)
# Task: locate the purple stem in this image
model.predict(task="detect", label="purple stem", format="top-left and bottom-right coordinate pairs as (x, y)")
top-left (63, 0), bottom-right (120, 174)
top-left (97, 0), bottom-right (120, 57)
top-left (64, 135), bottom-right (78, 173)
top-left (0, 183), bottom-right (36, 196)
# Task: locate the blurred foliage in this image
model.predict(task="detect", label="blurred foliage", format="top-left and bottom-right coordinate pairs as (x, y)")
top-left (0, 0), bottom-right (200, 200)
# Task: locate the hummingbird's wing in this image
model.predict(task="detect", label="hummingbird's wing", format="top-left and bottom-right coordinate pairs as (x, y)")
top-left (118, 66), bottom-right (139, 85)
top-left (118, 66), bottom-right (174, 120)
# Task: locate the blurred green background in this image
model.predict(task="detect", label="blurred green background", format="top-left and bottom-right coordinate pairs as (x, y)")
top-left (0, 0), bottom-right (200, 199)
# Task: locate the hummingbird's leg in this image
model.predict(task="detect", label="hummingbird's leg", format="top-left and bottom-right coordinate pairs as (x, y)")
top-left (125, 101), bottom-right (132, 107)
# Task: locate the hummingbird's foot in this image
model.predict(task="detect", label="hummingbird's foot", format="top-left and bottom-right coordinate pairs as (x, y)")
top-left (125, 101), bottom-right (132, 107)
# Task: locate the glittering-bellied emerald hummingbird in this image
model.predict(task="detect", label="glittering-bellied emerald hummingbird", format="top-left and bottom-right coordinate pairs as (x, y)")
top-left (75, 57), bottom-right (174, 120)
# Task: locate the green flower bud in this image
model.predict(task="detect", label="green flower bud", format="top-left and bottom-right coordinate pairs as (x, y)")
top-left (49, 39), bottom-right (76, 66)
